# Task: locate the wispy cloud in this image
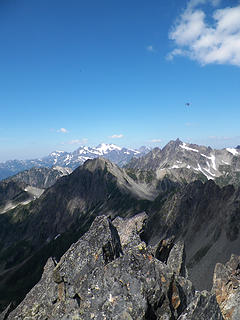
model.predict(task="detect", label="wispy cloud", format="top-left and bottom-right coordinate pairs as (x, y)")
top-left (185, 122), bottom-right (196, 127)
top-left (146, 45), bottom-right (155, 52)
top-left (68, 138), bottom-right (88, 145)
top-left (110, 134), bottom-right (124, 139)
top-left (150, 139), bottom-right (162, 143)
top-left (57, 128), bottom-right (68, 133)
top-left (168, 0), bottom-right (240, 66)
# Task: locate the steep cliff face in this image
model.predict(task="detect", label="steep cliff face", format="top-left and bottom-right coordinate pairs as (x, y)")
top-left (3, 214), bottom-right (223, 320)
top-left (142, 180), bottom-right (240, 291)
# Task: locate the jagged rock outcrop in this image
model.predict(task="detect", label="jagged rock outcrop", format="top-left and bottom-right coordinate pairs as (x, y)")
top-left (112, 212), bottom-right (147, 251)
top-left (212, 254), bottom-right (240, 319)
top-left (167, 240), bottom-right (187, 278)
top-left (178, 290), bottom-right (223, 320)
top-left (4, 214), bottom-right (223, 320)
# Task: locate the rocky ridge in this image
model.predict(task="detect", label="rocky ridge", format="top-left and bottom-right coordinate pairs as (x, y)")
top-left (0, 166), bottom-right (72, 214)
top-left (3, 214), bottom-right (224, 320)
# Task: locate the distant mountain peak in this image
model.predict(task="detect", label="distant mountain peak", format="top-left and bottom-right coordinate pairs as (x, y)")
top-left (0, 144), bottom-right (149, 180)
top-left (96, 143), bottom-right (122, 153)
top-left (127, 140), bottom-right (240, 184)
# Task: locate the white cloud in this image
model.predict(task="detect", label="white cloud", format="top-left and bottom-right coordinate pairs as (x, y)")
top-left (168, 1), bottom-right (240, 66)
top-left (57, 128), bottom-right (68, 133)
top-left (146, 45), bottom-right (155, 52)
top-left (150, 139), bottom-right (162, 143)
top-left (110, 134), bottom-right (124, 139)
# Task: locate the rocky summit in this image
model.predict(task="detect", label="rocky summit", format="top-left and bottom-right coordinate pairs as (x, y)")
top-left (126, 139), bottom-right (240, 187)
top-left (3, 214), bottom-right (224, 320)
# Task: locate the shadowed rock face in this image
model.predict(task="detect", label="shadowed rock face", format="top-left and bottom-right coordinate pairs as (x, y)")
top-left (0, 181), bottom-right (28, 209)
top-left (4, 214), bottom-right (223, 320)
top-left (0, 166), bottom-right (72, 214)
top-left (4, 166), bottom-right (72, 189)
top-left (142, 180), bottom-right (240, 291)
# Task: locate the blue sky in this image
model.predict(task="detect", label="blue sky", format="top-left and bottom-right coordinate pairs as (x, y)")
top-left (0, 0), bottom-right (240, 161)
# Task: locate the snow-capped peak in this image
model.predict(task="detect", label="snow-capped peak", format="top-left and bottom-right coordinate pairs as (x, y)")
top-left (96, 143), bottom-right (122, 155)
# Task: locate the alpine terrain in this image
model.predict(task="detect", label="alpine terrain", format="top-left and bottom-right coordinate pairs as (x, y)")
top-left (0, 140), bottom-right (240, 319)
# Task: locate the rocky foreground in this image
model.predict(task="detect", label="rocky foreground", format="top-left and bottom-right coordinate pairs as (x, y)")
top-left (2, 213), bottom-right (240, 319)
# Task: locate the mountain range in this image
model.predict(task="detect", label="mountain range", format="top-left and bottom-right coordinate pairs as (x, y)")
top-left (126, 138), bottom-right (240, 187)
top-left (1, 139), bottom-right (240, 318)
top-left (0, 144), bottom-right (150, 180)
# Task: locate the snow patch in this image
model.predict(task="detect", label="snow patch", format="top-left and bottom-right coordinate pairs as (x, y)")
top-left (201, 154), bottom-right (211, 159)
top-left (180, 142), bottom-right (199, 153)
top-left (171, 164), bottom-right (181, 169)
top-left (222, 160), bottom-right (230, 165)
top-left (196, 164), bottom-right (214, 180)
top-left (201, 154), bottom-right (217, 171)
top-left (208, 154), bottom-right (217, 171)
top-left (226, 148), bottom-right (239, 156)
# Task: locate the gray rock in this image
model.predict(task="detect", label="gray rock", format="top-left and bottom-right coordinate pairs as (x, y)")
top-left (112, 212), bottom-right (147, 251)
top-left (4, 215), bottom-right (224, 320)
top-left (212, 254), bottom-right (240, 320)
top-left (167, 240), bottom-right (187, 277)
top-left (177, 290), bottom-right (223, 320)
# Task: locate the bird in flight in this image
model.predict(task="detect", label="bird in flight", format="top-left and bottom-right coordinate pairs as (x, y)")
top-left (185, 102), bottom-right (191, 107)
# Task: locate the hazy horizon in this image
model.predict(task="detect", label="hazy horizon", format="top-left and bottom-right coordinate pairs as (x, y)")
top-left (1, 137), bottom-right (240, 163)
